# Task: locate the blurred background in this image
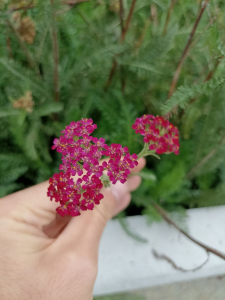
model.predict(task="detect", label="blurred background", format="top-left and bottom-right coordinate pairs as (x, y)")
top-left (1, 0), bottom-right (225, 298)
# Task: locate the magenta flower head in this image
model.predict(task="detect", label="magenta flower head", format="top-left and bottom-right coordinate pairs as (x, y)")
top-left (47, 118), bottom-right (138, 217)
top-left (132, 115), bottom-right (180, 155)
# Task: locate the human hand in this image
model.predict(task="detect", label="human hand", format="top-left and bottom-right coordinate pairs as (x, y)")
top-left (0, 158), bottom-right (145, 300)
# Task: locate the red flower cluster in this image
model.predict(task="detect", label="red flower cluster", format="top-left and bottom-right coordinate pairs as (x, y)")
top-left (132, 115), bottom-right (180, 155)
top-left (102, 144), bottom-right (138, 184)
top-left (48, 119), bottom-right (138, 217)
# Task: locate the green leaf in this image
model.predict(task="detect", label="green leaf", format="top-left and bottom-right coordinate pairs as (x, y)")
top-left (0, 108), bottom-right (19, 118)
top-left (0, 166), bottom-right (28, 184)
top-left (0, 58), bottom-right (50, 98)
top-left (145, 151), bottom-right (160, 160)
top-left (36, 102), bottom-right (64, 117)
top-left (152, 162), bottom-right (186, 199)
top-left (186, 183), bottom-right (225, 208)
top-left (25, 122), bottom-right (39, 160)
top-left (124, 62), bottom-right (162, 75)
top-left (138, 171), bottom-right (157, 181)
top-left (161, 77), bottom-right (225, 115)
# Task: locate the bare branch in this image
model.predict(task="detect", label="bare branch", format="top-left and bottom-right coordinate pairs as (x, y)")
top-left (186, 133), bottom-right (225, 179)
top-left (66, 0), bottom-right (91, 5)
top-left (121, 0), bottom-right (137, 42)
top-left (135, 6), bottom-right (151, 53)
top-left (203, 56), bottom-right (223, 82)
top-left (50, 0), bottom-right (60, 103)
top-left (6, 37), bottom-right (13, 59)
top-left (152, 249), bottom-right (210, 272)
top-left (192, 13), bottom-right (218, 49)
top-left (188, 55), bottom-right (224, 104)
top-left (105, 0), bottom-right (137, 90)
top-left (119, 0), bottom-right (125, 37)
top-left (167, 0), bottom-right (210, 100)
top-left (104, 59), bottom-right (117, 90)
top-left (177, 55), bottom-right (223, 120)
top-left (119, 0), bottom-right (126, 93)
top-left (163, 0), bottom-right (176, 36)
top-left (153, 202), bottom-right (225, 260)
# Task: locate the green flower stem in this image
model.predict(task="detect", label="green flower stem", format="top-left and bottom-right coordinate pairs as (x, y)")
top-left (137, 143), bottom-right (149, 159)
top-left (137, 143), bottom-right (160, 160)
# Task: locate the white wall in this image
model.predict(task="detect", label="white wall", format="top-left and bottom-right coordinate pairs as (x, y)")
top-left (94, 205), bottom-right (225, 296)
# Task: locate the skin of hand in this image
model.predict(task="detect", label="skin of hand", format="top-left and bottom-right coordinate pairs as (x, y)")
top-left (0, 158), bottom-right (145, 300)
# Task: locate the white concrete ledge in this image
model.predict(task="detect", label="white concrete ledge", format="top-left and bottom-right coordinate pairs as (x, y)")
top-left (94, 205), bottom-right (225, 296)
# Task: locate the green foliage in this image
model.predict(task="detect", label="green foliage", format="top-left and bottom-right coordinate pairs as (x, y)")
top-left (0, 0), bottom-right (225, 220)
top-left (186, 183), bottom-right (225, 208)
top-left (161, 77), bottom-right (225, 115)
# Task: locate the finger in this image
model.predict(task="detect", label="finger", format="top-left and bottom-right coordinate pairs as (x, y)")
top-left (113, 192), bottom-right (131, 217)
top-left (130, 157), bottom-right (146, 174)
top-left (112, 175), bottom-right (141, 217)
top-left (0, 182), bottom-right (59, 228)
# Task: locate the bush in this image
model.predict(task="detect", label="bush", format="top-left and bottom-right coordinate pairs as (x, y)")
top-left (1, 0), bottom-right (225, 221)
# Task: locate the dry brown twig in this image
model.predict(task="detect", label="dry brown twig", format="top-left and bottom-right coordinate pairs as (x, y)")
top-left (119, 0), bottom-right (126, 93)
top-left (119, 0), bottom-right (125, 36)
top-left (203, 55), bottom-right (223, 82)
top-left (163, 0), bottom-right (176, 36)
top-left (191, 12), bottom-right (218, 51)
top-left (6, 37), bottom-right (13, 59)
top-left (177, 55), bottom-right (223, 121)
top-left (164, 10), bottom-right (218, 119)
top-left (153, 202), bottom-right (225, 260)
top-left (66, 0), bottom-right (91, 5)
top-left (186, 133), bottom-right (225, 179)
top-left (121, 0), bottom-right (137, 42)
top-left (188, 55), bottom-right (224, 104)
top-left (50, 0), bottom-right (60, 103)
top-left (167, 0), bottom-right (210, 101)
top-left (152, 249), bottom-right (210, 272)
top-left (135, 5), bottom-right (151, 53)
top-left (134, 3), bottom-right (158, 53)
top-left (104, 0), bottom-right (137, 90)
